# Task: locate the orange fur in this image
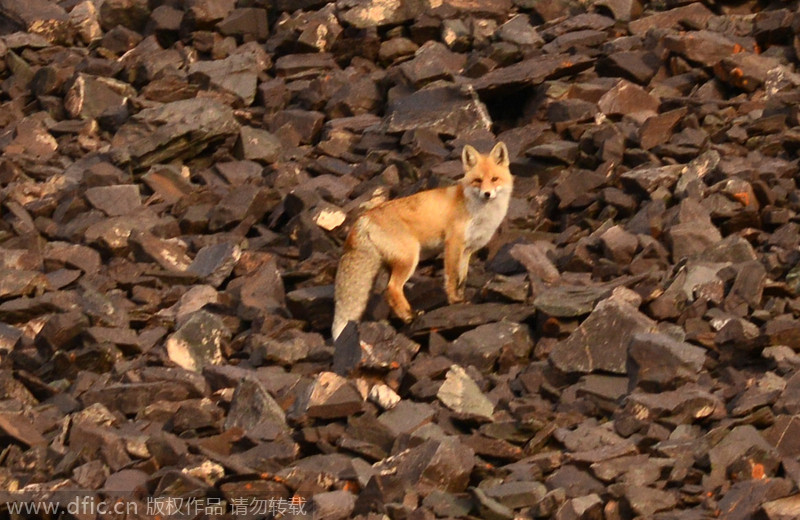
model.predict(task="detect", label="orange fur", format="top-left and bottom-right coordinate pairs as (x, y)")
top-left (332, 142), bottom-right (513, 340)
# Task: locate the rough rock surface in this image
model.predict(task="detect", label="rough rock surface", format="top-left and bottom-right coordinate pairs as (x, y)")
top-left (2, 0), bottom-right (800, 518)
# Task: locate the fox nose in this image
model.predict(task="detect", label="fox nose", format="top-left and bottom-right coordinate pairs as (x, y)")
top-left (483, 190), bottom-right (492, 199)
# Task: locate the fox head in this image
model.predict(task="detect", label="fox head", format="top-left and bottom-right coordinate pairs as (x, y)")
top-left (461, 142), bottom-right (513, 201)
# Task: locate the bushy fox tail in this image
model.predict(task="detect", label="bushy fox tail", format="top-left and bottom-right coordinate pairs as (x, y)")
top-left (332, 237), bottom-right (382, 341)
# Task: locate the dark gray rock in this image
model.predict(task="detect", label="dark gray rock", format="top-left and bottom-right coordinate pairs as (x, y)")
top-left (437, 364), bottom-right (494, 420)
top-left (111, 98), bottom-right (239, 169)
top-left (446, 321), bottom-right (533, 374)
top-left (385, 84), bottom-right (492, 136)
top-left (550, 295), bottom-right (656, 374)
top-left (628, 332), bottom-right (706, 390)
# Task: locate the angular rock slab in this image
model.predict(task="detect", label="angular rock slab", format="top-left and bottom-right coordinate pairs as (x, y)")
top-left (471, 53), bottom-right (594, 95)
top-left (165, 310), bottom-right (230, 372)
top-left (225, 377), bottom-right (288, 438)
top-left (437, 365), bottom-right (494, 420)
top-left (550, 297), bottom-right (656, 374)
top-left (111, 98), bottom-right (239, 169)
top-left (333, 321), bottom-right (420, 375)
top-left (627, 332), bottom-right (706, 390)
top-left (384, 84), bottom-right (491, 136)
top-left (337, 0), bottom-right (432, 28)
top-left (291, 371), bottom-right (364, 420)
top-left (410, 303), bottom-right (535, 336)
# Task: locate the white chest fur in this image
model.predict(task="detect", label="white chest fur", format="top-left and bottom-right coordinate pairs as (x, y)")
top-left (464, 190), bottom-right (511, 251)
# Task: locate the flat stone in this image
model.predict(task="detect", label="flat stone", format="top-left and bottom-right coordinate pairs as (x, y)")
top-left (129, 229), bottom-right (192, 272)
top-left (597, 79), bottom-right (659, 117)
top-left (624, 384), bottom-right (725, 423)
top-left (400, 41), bottom-right (466, 87)
top-left (597, 50), bottom-right (659, 84)
top-left (617, 484), bottom-right (678, 517)
top-left (437, 365), bottom-right (494, 420)
top-left (717, 479), bottom-right (794, 520)
top-left (638, 107), bottom-right (688, 150)
top-left (483, 480), bottom-right (547, 509)
top-left (81, 381), bottom-right (195, 416)
top-left (628, 3), bottom-right (714, 35)
top-left (188, 53), bottom-right (261, 106)
top-left (546, 465), bottom-right (605, 498)
top-left (217, 7), bottom-right (269, 40)
top-left (496, 14), bottom-right (543, 46)
top-left (225, 377), bottom-right (288, 438)
top-left (84, 185), bottom-right (141, 216)
top-left (64, 74), bottom-right (134, 121)
top-left (471, 53), bottom-right (593, 95)
top-left (311, 490), bottom-right (356, 520)
top-left (187, 242), bottom-right (242, 288)
top-left (410, 303), bottom-right (536, 336)
top-left (716, 52), bottom-right (783, 92)
top-left (472, 486), bottom-right (514, 520)
top-left (333, 321), bottom-right (420, 375)
top-left (761, 494), bottom-right (800, 520)
top-left (663, 30), bottom-right (739, 68)
top-left (599, 225), bottom-right (638, 264)
top-left (292, 371), bottom-right (364, 420)
top-left (763, 415), bottom-right (800, 458)
top-left (446, 321), bottom-right (533, 374)
top-left (165, 310), bottom-right (229, 372)
top-left (337, 0), bottom-right (430, 28)
top-left (0, 269), bottom-right (48, 299)
top-left (0, 0), bottom-right (71, 43)
top-left (554, 493), bottom-right (602, 519)
top-left (385, 84), bottom-right (492, 136)
top-left (208, 185), bottom-right (278, 231)
top-left (379, 436), bottom-right (475, 495)
top-left (111, 98), bottom-right (239, 170)
top-left (236, 125), bottom-right (281, 163)
top-left (628, 332), bottom-right (706, 390)
top-left (550, 296), bottom-right (657, 374)
top-left (0, 411), bottom-right (46, 447)
top-left (377, 400), bottom-right (435, 437)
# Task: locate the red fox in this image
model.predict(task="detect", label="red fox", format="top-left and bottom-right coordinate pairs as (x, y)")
top-left (332, 142), bottom-right (513, 340)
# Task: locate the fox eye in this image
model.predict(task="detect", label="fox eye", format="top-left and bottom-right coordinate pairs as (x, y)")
top-left (471, 179), bottom-right (481, 186)
top-left (491, 177), bottom-right (499, 182)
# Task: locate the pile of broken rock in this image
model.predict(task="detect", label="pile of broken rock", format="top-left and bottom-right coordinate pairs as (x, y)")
top-left (2, 0), bottom-right (800, 518)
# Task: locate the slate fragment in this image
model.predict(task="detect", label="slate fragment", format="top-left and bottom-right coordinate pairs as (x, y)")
top-left (385, 84), bottom-right (492, 136)
top-left (628, 332), bottom-right (706, 391)
top-left (225, 377), bottom-right (288, 438)
top-left (165, 310), bottom-right (230, 372)
top-left (84, 184), bottom-right (140, 216)
top-left (597, 79), bottom-right (659, 117)
top-left (111, 98), bottom-right (239, 169)
top-left (550, 295), bottom-right (656, 374)
top-left (437, 365), bottom-right (494, 421)
top-left (471, 53), bottom-right (593, 94)
top-left (0, 0), bottom-right (72, 43)
top-left (187, 242), bottom-right (241, 288)
top-left (333, 320), bottom-right (420, 375)
top-left (446, 321), bottom-right (533, 374)
top-left (291, 371), bottom-right (364, 420)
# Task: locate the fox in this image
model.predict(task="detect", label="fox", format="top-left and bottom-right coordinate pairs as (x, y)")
top-left (331, 142), bottom-right (513, 341)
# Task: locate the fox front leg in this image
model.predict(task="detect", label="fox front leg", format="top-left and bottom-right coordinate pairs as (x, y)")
top-left (444, 234), bottom-right (468, 305)
top-left (455, 250), bottom-right (471, 302)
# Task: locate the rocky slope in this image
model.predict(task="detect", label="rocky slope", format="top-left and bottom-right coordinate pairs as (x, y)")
top-left (2, 0), bottom-right (800, 518)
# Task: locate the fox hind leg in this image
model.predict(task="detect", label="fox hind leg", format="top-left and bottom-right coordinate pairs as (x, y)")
top-left (385, 248), bottom-right (419, 323)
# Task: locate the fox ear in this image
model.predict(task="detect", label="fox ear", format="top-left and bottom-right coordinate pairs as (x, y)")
top-left (490, 142), bottom-right (510, 167)
top-left (462, 145), bottom-right (479, 169)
